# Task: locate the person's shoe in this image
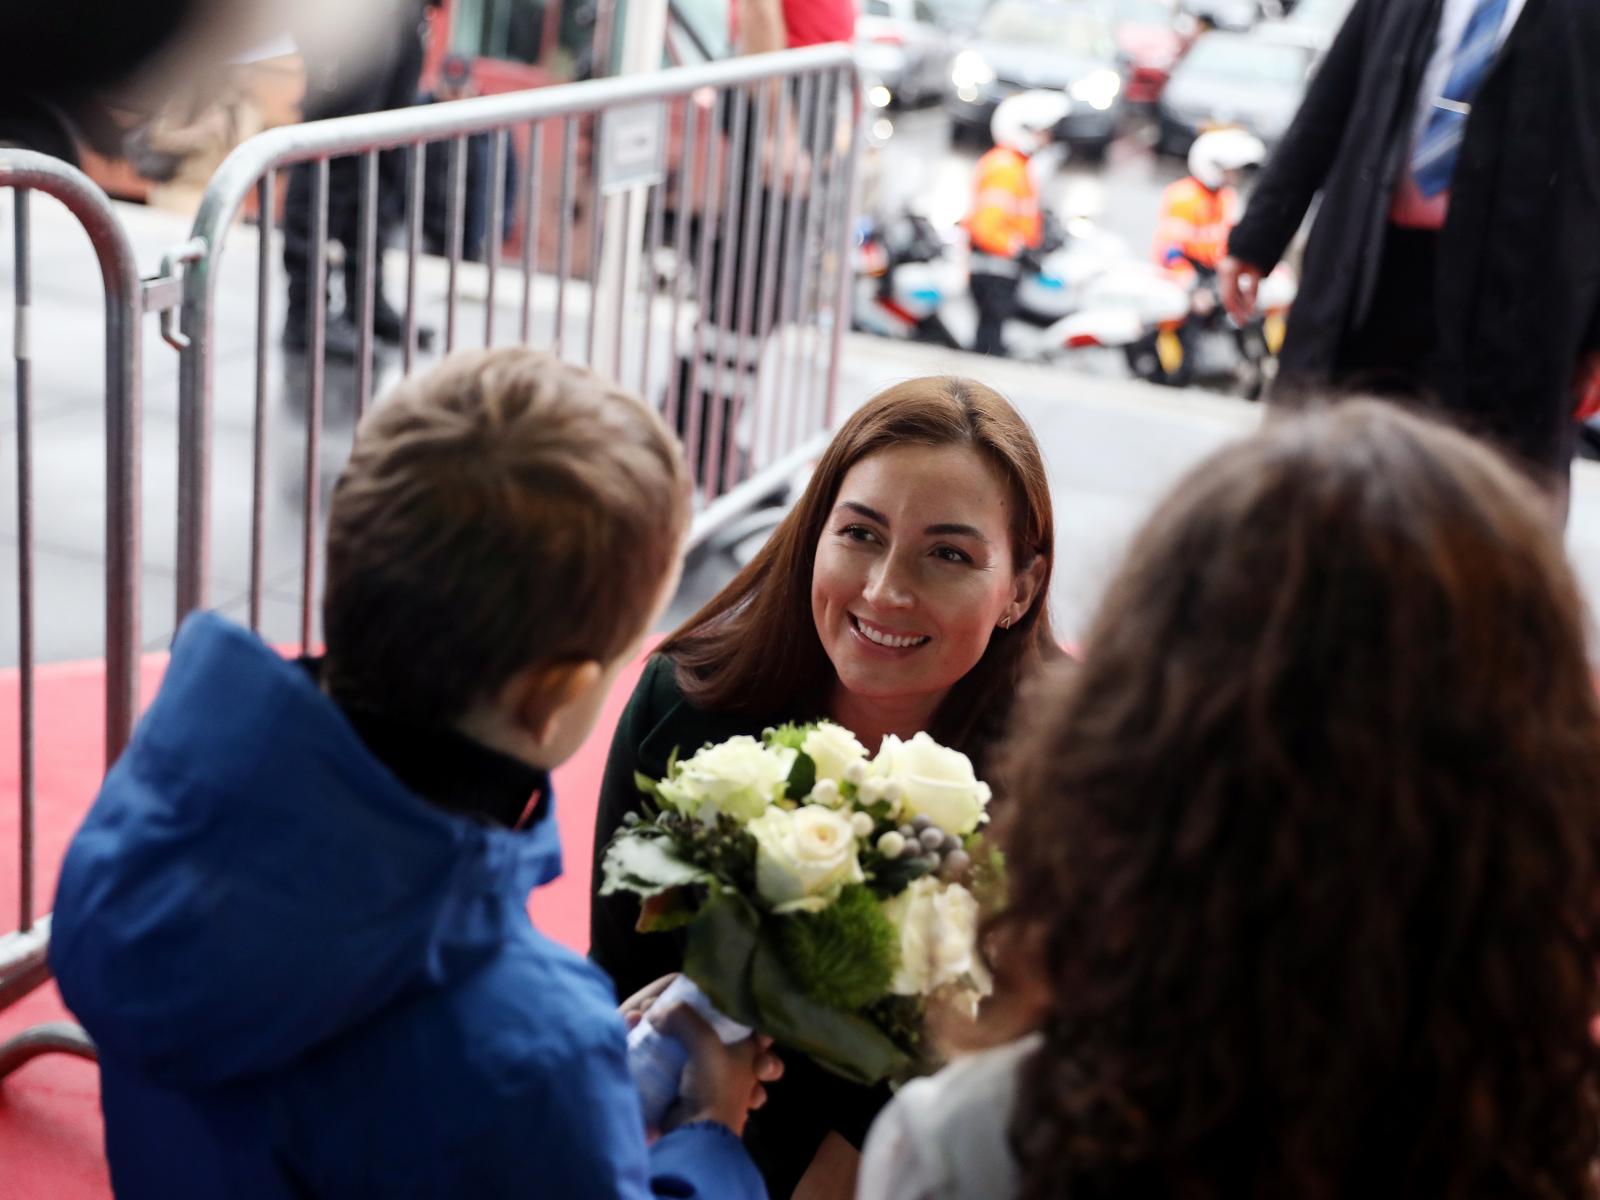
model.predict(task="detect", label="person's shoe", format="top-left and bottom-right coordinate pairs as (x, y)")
top-left (370, 294), bottom-right (436, 351)
top-left (282, 311), bottom-right (361, 361)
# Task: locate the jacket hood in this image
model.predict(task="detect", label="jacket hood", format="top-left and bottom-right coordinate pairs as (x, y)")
top-left (50, 612), bottom-right (563, 1090)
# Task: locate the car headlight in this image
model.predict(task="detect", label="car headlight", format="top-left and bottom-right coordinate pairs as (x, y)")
top-left (951, 50), bottom-right (996, 90)
top-left (1070, 69), bottom-right (1122, 112)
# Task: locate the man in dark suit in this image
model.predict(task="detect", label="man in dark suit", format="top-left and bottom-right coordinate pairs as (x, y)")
top-left (1220, 0), bottom-right (1600, 507)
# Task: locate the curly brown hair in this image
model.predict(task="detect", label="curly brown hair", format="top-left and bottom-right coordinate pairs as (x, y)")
top-left (985, 401), bottom-right (1600, 1200)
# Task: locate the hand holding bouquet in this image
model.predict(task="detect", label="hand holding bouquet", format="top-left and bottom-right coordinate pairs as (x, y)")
top-left (602, 721), bottom-right (998, 1089)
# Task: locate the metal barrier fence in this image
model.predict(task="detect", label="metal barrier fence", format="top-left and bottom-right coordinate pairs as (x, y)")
top-left (0, 151), bottom-right (142, 1078)
top-left (172, 44), bottom-right (863, 643)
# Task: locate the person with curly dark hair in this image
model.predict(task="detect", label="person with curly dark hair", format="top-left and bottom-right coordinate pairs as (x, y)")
top-left (858, 399), bottom-right (1600, 1200)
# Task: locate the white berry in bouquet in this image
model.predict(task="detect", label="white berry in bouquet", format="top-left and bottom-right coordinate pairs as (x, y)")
top-left (748, 805), bottom-right (867, 913)
top-left (871, 733), bottom-right (991, 837)
top-left (656, 735), bottom-right (796, 825)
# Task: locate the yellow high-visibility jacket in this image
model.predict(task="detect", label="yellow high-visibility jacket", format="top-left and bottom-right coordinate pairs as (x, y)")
top-left (1152, 176), bottom-right (1239, 274)
top-left (966, 146), bottom-right (1041, 260)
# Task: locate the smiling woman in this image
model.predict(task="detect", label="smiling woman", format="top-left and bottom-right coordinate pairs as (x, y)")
top-left (589, 376), bottom-right (1061, 1198)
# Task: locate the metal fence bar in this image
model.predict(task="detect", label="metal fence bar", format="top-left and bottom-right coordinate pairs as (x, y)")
top-left (663, 97), bottom-right (697, 430)
top-left (586, 114), bottom-right (606, 366)
top-left (778, 71), bottom-right (818, 462)
top-left (302, 158), bottom-right (329, 652)
top-left (13, 190), bottom-right (34, 934)
top-left (705, 87), bottom-right (750, 500)
top-left (486, 128), bottom-right (507, 347)
top-left (726, 84), bottom-right (771, 495)
top-left (753, 80), bottom-right (792, 474)
top-left (0, 149), bottom-right (142, 1071)
top-left (824, 70), bottom-right (864, 431)
top-left (685, 90), bottom-right (726, 486)
top-left (519, 122), bottom-right (542, 343)
top-left (404, 144), bottom-right (423, 372)
top-left (556, 116), bottom-right (576, 357)
top-left (641, 174), bottom-right (666, 399)
top-left (356, 151), bottom-right (379, 415)
top-left (445, 137), bottom-right (466, 354)
top-left (251, 172), bottom-right (273, 630)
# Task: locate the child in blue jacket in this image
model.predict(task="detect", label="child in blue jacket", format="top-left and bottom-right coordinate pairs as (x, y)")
top-left (50, 348), bottom-right (778, 1198)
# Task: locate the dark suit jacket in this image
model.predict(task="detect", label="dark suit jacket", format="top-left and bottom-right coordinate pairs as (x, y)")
top-left (589, 655), bottom-right (891, 1199)
top-left (1229, 0), bottom-right (1600, 473)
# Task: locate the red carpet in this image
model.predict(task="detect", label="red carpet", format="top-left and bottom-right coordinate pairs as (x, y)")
top-left (0, 641), bottom-right (655, 1199)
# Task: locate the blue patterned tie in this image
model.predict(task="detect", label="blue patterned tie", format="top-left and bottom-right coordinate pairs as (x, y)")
top-left (1411, 0), bottom-right (1511, 197)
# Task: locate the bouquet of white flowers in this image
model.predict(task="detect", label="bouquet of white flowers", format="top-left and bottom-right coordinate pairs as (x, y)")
top-left (601, 721), bottom-right (998, 1088)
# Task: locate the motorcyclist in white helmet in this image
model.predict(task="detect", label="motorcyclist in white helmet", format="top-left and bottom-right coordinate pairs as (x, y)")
top-left (1152, 128), bottom-right (1265, 277)
top-left (965, 90), bottom-right (1073, 355)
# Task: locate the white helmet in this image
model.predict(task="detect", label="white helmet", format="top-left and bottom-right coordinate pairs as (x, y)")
top-left (1187, 128), bottom-right (1265, 190)
top-left (990, 90), bottom-right (1073, 156)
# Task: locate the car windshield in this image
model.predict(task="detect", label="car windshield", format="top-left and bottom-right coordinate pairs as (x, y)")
top-left (980, 2), bottom-right (1109, 53)
top-left (864, 0), bottom-right (894, 14)
top-left (1183, 35), bottom-right (1307, 84)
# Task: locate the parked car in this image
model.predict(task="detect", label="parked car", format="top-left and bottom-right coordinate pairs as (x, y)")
top-left (920, 0), bottom-right (993, 34)
top-left (1111, 0), bottom-right (1195, 106)
top-left (1155, 29), bottom-right (1312, 156)
top-left (856, 0), bottom-right (956, 108)
top-left (945, 0), bottom-right (1124, 158)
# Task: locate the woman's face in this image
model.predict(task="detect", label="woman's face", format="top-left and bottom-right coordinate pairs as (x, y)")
top-left (811, 443), bottom-right (1041, 714)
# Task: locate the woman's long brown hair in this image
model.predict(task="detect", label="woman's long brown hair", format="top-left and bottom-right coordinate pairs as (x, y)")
top-left (660, 376), bottom-right (1059, 757)
top-left (986, 401), bottom-right (1600, 1199)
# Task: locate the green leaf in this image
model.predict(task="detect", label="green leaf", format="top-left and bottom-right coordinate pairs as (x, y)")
top-left (633, 770), bottom-right (660, 799)
top-left (681, 890), bottom-right (915, 1088)
top-left (785, 751), bottom-right (817, 804)
top-left (749, 937), bottom-right (915, 1085)
top-left (682, 890), bottom-right (763, 1026)
top-left (598, 827), bottom-right (712, 898)
top-left (763, 722), bottom-right (811, 752)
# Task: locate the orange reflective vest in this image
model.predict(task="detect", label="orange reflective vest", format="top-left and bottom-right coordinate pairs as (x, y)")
top-left (966, 146), bottom-right (1041, 261)
top-left (1152, 176), bottom-right (1239, 274)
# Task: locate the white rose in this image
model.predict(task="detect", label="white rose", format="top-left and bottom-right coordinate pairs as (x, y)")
top-left (872, 733), bottom-right (991, 836)
top-left (657, 736), bottom-right (796, 825)
top-left (802, 721), bottom-right (870, 785)
top-left (880, 877), bottom-right (989, 997)
top-left (748, 805), bottom-right (866, 914)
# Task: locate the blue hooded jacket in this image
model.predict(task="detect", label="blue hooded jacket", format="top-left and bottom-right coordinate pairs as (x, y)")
top-left (50, 613), bottom-right (765, 1199)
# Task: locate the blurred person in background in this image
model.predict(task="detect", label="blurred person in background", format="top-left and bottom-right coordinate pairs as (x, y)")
top-left (1152, 128), bottom-right (1261, 277)
top-left (1220, 0), bottom-right (1600, 515)
top-left (418, 54), bottom-right (518, 264)
top-left (281, 0), bottom-right (442, 359)
top-left (965, 91), bottom-right (1072, 357)
top-left (672, 0), bottom-right (855, 488)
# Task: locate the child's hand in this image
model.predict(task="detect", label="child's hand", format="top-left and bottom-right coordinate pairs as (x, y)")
top-left (618, 973), bottom-right (679, 1032)
top-left (656, 1004), bottom-right (784, 1137)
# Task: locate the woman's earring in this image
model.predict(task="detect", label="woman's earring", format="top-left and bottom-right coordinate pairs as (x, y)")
top-left (1001, 615), bottom-right (1012, 630)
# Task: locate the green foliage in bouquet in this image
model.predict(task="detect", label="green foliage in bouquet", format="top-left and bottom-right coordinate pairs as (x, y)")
top-left (775, 884), bottom-right (899, 1011)
top-left (683, 890), bottom-right (918, 1085)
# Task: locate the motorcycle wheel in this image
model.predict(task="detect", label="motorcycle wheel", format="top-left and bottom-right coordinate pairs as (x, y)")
top-left (1125, 332), bottom-right (1191, 388)
top-left (914, 315), bottom-right (962, 349)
